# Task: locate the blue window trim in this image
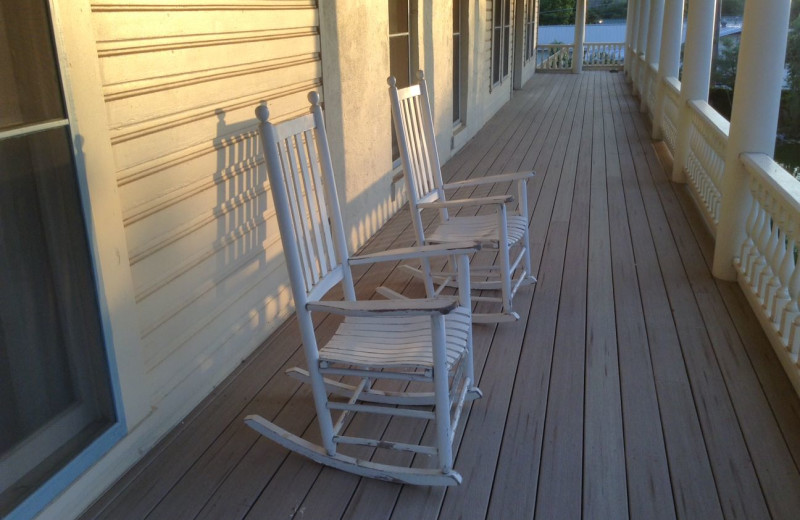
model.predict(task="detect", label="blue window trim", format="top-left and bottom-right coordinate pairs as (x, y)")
top-left (6, 422), bottom-right (126, 520)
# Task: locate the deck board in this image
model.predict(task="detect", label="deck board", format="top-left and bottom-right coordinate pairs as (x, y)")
top-left (80, 72), bottom-right (800, 520)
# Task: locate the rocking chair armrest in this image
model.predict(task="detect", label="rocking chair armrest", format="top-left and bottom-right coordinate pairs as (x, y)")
top-left (442, 170), bottom-right (535, 190)
top-left (348, 241), bottom-right (481, 266)
top-left (306, 296), bottom-right (460, 317)
top-left (417, 194), bottom-right (513, 210)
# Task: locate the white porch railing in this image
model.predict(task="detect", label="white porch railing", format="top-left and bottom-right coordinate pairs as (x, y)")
top-left (661, 76), bottom-right (680, 155)
top-left (686, 100), bottom-right (730, 232)
top-left (582, 43), bottom-right (624, 69)
top-left (646, 64), bottom-right (658, 116)
top-left (737, 153), bottom-right (800, 394)
top-left (536, 44), bottom-right (573, 70)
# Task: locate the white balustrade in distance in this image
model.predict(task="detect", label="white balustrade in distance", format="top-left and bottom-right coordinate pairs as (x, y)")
top-left (582, 42), bottom-right (624, 68)
top-left (536, 44), bottom-right (573, 71)
top-left (685, 99), bottom-right (729, 232)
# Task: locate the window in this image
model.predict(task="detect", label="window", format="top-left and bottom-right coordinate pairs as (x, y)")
top-left (524, 0), bottom-right (537, 62)
top-left (453, 0), bottom-right (463, 124)
top-left (0, 0), bottom-right (116, 515)
top-left (389, 0), bottom-right (415, 160)
top-left (492, 0), bottom-right (512, 86)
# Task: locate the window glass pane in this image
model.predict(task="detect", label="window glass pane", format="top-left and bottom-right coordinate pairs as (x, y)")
top-left (503, 26), bottom-right (510, 77)
top-left (0, 1), bottom-right (115, 514)
top-left (388, 0), bottom-right (409, 35)
top-left (453, 0), bottom-right (460, 32)
top-left (504, 0), bottom-right (510, 27)
top-left (0, 0), bottom-right (65, 131)
top-left (0, 126), bottom-right (115, 517)
top-left (493, 27), bottom-right (502, 83)
top-left (389, 35), bottom-right (411, 88)
top-left (453, 34), bottom-right (460, 122)
top-left (493, 0), bottom-right (502, 29)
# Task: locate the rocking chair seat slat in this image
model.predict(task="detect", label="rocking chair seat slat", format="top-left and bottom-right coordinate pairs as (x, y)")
top-left (427, 214), bottom-right (528, 246)
top-left (320, 307), bottom-right (471, 370)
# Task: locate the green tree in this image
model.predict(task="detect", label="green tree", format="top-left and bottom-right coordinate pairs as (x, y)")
top-left (721, 0), bottom-right (745, 18)
top-left (784, 6), bottom-right (800, 136)
top-left (711, 40), bottom-right (740, 90)
top-left (539, 0), bottom-right (576, 25)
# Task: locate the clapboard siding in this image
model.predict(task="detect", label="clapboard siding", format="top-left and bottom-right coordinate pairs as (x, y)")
top-left (91, 0), bottom-right (321, 404)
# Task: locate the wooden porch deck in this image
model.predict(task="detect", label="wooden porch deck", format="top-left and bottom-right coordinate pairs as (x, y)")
top-left (81, 72), bottom-right (800, 520)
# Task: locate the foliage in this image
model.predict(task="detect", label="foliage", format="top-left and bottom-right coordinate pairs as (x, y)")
top-left (587, 1), bottom-right (628, 24)
top-left (721, 0), bottom-right (745, 18)
top-left (539, 0), bottom-right (627, 26)
top-left (711, 40), bottom-right (740, 90)
top-left (539, 0), bottom-right (576, 25)
top-left (783, 11), bottom-right (800, 137)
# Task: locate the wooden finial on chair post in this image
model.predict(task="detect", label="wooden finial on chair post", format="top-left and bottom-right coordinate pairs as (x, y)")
top-left (387, 76), bottom-right (397, 88)
top-left (307, 91), bottom-right (321, 107)
top-left (255, 102), bottom-right (270, 124)
top-left (416, 70), bottom-right (425, 81)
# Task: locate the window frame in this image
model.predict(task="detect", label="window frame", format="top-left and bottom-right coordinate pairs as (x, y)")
top-left (491, 0), bottom-right (513, 87)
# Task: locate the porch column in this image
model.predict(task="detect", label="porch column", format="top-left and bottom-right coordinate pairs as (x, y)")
top-left (625, 0), bottom-right (640, 82)
top-left (712, 0), bottom-right (792, 280)
top-left (652, 0), bottom-right (685, 140)
top-left (641, 0), bottom-right (664, 112)
top-left (634, 0), bottom-right (650, 96)
top-left (670, 0), bottom-right (716, 183)
top-left (573, 0), bottom-right (587, 73)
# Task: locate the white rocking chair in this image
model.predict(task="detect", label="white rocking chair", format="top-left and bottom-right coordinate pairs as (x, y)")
top-left (244, 93), bottom-right (482, 486)
top-left (388, 71), bottom-right (536, 323)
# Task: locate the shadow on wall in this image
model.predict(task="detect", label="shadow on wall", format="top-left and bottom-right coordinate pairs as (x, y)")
top-left (210, 97), bottom-right (410, 353)
top-left (207, 109), bottom-right (293, 355)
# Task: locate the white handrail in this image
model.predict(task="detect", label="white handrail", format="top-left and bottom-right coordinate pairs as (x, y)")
top-left (737, 153), bottom-right (800, 395)
top-left (685, 99), bottom-right (730, 232)
top-left (661, 76), bottom-right (681, 155)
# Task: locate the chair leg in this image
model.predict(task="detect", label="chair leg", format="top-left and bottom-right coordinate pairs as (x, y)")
top-left (421, 256), bottom-right (436, 298)
top-left (497, 207), bottom-right (513, 314)
top-left (431, 314), bottom-right (453, 473)
top-left (298, 314), bottom-right (338, 456)
top-left (521, 221), bottom-right (533, 283)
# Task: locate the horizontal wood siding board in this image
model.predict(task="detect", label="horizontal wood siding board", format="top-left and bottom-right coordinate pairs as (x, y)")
top-left (90, 0), bottom-right (322, 414)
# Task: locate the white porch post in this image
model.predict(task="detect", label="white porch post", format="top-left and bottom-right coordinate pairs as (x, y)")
top-left (573, 0), bottom-right (587, 73)
top-left (712, 0), bottom-right (792, 280)
top-left (626, 0), bottom-right (640, 82)
top-left (652, 0), bottom-right (684, 139)
top-left (670, 0), bottom-right (716, 183)
top-left (641, 0), bottom-right (664, 112)
top-left (634, 0), bottom-right (650, 95)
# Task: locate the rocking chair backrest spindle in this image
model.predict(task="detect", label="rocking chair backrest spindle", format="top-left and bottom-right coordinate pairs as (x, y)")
top-left (255, 94), bottom-right (356, 310)
top-left (388, 75), bottom-right (449, 233)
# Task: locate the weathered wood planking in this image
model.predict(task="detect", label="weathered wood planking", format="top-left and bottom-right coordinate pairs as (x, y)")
top-left (629, 80), bottom-right (800, 520)
top-left (603, 74), bottom-right (675, 520)
top-left (81, 72), bottom-right (800, 520)
top-left (582, 71), bottom-right (628, 520)
top-left (609, 72), bottom-right (726, 520)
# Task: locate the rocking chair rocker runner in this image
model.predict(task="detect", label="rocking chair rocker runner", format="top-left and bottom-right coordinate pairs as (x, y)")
top-left (244, 93), bottom-right (482, 486)
top-left (388, 71), bottom-right (536, 323)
